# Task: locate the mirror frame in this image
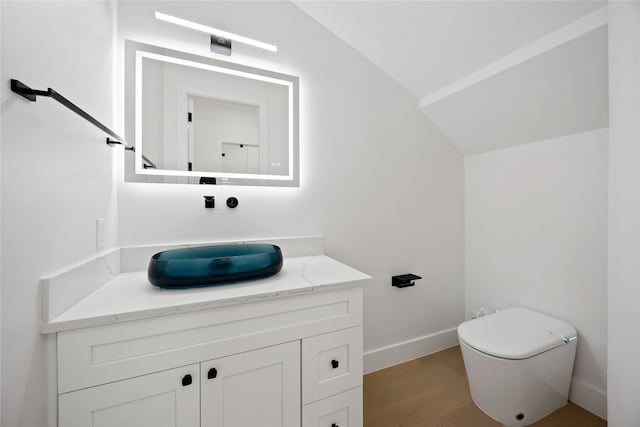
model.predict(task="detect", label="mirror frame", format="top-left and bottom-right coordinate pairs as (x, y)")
top-left (124, 40), bottom-right (299, 186)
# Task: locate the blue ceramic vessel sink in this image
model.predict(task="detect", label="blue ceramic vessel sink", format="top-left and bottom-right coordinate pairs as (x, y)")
top-left (148, 244), bottom-right (283, 289)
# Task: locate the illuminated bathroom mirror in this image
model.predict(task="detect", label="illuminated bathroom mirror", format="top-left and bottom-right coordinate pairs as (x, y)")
top-left (124, 40), bottom-right (299, 186)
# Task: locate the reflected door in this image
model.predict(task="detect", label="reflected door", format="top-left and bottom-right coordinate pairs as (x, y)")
top-left (190, 95), bottom-right (260, 174)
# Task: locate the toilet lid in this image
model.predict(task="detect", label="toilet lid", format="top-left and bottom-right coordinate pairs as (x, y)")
top-left (457, 307), bottom-right (577, 360)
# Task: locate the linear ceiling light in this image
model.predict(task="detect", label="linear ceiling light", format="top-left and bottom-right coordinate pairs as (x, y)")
top-left (155, 11), bottom-right (278, 53)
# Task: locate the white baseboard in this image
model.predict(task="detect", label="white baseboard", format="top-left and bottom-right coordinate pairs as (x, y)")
top-left (363, 327), bottom-right (459, 374)
top-left (569, 377), bottom-right (607, 420)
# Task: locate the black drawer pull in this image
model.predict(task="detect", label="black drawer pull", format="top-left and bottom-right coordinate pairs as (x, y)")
top-left (208, 368), bottom-right (218, 379)
top-left (182, 374), bottom-right (192, 386)
top-left (331, 359), bottom-right (339, 369)
top-left (331, 423), bottom-right (339, 427)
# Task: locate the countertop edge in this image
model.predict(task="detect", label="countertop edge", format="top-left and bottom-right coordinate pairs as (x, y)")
top-left (42, 276), bottom-right (369, 334)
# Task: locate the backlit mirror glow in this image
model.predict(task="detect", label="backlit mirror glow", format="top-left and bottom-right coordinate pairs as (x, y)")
top-left (124, 40), bottom-right (299, 186)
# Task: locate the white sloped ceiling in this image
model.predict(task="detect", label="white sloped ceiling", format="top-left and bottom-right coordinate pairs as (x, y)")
top-left (295, 1), bottom-right (608, 155)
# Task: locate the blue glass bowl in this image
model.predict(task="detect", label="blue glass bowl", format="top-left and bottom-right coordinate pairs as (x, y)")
top-left (148, 244), bottom-right (283, 289)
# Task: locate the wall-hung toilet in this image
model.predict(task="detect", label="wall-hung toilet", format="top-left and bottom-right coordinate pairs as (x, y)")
top-left (458, 307), bottom-right (577, 427)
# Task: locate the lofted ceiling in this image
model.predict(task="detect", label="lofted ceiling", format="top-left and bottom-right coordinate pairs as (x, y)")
top-left (294, 1), bottom-right (608, 155)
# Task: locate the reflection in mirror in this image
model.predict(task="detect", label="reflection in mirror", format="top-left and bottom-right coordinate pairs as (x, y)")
top-left (191, 96), bottom-right (260, 174)
top-left (124, 40), bottom-right (299, 186)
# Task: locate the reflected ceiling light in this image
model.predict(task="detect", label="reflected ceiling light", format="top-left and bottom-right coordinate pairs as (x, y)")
top-left (155, 11), bottom-right (278, 54)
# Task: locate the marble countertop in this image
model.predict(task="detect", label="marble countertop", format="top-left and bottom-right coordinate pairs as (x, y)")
top-left (43, 255), bottom-right (370, 333)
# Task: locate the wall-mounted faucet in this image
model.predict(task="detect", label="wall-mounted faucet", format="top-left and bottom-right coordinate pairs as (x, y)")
top-left (204, 196), bottom-right (239, 209)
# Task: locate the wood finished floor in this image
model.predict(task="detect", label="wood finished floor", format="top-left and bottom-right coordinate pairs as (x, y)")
top-left (363, 346), bottom-right (606, 427)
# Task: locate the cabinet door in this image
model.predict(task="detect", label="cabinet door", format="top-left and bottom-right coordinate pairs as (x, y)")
top-left (59, 364), bottom-right (199, 427)
top-left (201, 341), bottom-right (301, 427)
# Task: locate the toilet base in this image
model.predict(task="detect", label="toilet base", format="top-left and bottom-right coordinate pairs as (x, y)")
top-left (460, 340), bottom-right (575, 427)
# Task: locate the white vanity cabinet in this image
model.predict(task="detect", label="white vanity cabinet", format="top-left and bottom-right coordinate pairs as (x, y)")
top-left (54, 286), bottom-right (364, 427)
top-left (59, 342), bottom-right (300, 427)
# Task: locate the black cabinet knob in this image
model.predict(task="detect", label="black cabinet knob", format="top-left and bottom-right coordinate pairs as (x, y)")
top-left (331, 423), bottom-right (339, 427)
top-left (182, 374), bottom-right (192, 386)
top-left (331, 359), bottom-right (339, 369)
top-left (208, 368), bottom-right (218, 379)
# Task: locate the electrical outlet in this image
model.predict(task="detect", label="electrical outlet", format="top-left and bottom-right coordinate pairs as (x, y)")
top-left (96, 218), bottom-right (106, 249)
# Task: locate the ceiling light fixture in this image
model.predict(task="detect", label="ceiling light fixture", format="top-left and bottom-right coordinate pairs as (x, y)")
top-left (155, 11), bottom-right (278, 55)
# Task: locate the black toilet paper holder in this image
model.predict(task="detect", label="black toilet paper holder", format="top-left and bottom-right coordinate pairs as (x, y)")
top-left (392, 274), bottom-right (422, 288)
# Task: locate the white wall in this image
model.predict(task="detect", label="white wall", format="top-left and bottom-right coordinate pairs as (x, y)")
top-left (607, 3), bottom-right (640, 426)
top-left (116, 1), bottom-right (465, 368)
top-left (0, 2), bottom-right (118, 426)
top-left (465, 128), bottom-right (608, 418)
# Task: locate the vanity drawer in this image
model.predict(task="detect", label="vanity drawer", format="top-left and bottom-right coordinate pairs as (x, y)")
top-left (302, 326), bottom-right (362, 404)
top-left (302, 387), bottom-right (362, 427)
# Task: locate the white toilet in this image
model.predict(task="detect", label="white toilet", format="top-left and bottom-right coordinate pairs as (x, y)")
top-left (458, 307), bottom-right (577, 427)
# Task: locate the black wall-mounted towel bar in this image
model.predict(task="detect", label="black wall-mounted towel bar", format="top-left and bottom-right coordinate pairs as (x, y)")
top-left (10, 79), bottom-right (157, 169)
